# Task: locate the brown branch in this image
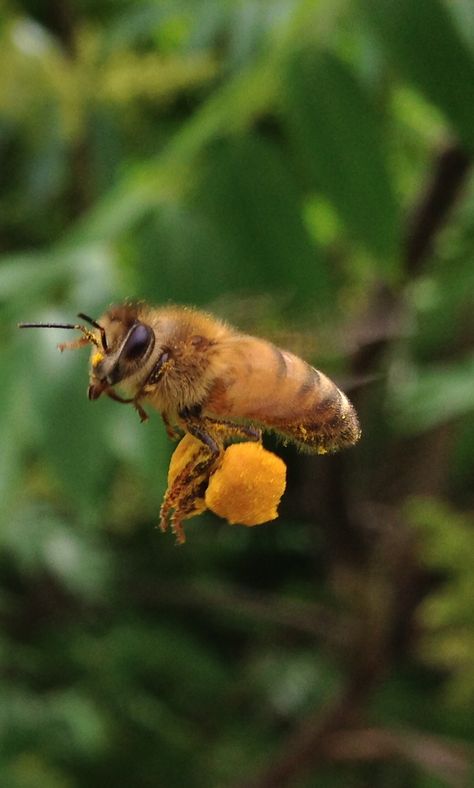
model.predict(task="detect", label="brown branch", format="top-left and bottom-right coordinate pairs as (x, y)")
top-left (404, 142), bottom-right (471, 275)
top-left (42, 0), bottom-right (78, 57)
top-left (351, 140), bottom-right (472, 379)
top-left (235, 696), bottom-right (473, 788)
top-left (237, 118), bottom-right (473, 788)
top-left (235, 666), bottom-right (382, 788)
top-left (42, 1), bottom-right (92, 217)
top-left (323, 727), bottom-right (472, 788)
top-left (133, 580), bottom-right (355, 648)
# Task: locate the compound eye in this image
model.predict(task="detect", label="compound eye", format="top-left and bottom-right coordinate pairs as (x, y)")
top-left (122, 323), bottom-right (153, 361)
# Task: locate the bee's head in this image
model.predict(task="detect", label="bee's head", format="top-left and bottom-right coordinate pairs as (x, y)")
top-left (19, 304), bottom-right (155, 400)
top-left (88, 307), bottom-right (155, 399)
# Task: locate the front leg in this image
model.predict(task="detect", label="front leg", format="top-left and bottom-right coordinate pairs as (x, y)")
top-left (130, 349), bottom-right (175, 424)
top-left (104, 389), bottom-right (149, 423)
top-left (161, 412), bottom-right (182, 441)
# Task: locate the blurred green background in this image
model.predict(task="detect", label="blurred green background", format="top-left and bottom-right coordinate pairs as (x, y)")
top-left (1, 1), bottom-right (474, 786)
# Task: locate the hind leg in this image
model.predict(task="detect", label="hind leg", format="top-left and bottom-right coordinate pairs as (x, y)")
top-left (159, 412), bottom-right (262, 543)
top-left (159, 421), bottom-right (223, 543)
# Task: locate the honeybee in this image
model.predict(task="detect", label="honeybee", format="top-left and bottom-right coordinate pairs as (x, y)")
top-left (19, 302), bottom-right (361, 540)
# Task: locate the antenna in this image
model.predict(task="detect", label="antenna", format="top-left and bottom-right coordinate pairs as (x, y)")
top-left (18, 317), bottom-right (106, 350)
top-left (77, 313), bottom-right (108, 352)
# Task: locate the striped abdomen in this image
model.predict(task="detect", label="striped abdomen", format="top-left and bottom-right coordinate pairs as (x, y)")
top-left (205, 336), bottom-right (361, 454)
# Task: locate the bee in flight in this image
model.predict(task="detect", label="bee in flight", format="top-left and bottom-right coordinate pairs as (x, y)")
top-left (19, 302), bottom-right (361, 540)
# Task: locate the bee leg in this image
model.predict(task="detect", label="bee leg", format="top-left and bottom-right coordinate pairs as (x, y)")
top-left (159, 463), bottom-right (201, 536)
top-left (133, 399), bottom-right (149, 423)
top-left (104, 389), bottom-right (149, 422)
top-left (185, 421), bottom-right (221, 457)
top-left (160, 419), bottom-right (222, 543)
top-left (159, 451), bottom-right (219, 544)
top-left (169, 481), bottom-right (208, 545)
top-left (237, 424), bottom-right (262, 442)
top-left (170, 513), bottom-right (186, 545)
top-left (179, 406), bottom-right (262, 445)
top-left (106, 389), bottom-right (133, 406)
top-left (206, 418), bottom-right (262, 443)
top-left (58, 337), bottom-right (91, 352)
top-left (161, 413), bottom-right (181, 441)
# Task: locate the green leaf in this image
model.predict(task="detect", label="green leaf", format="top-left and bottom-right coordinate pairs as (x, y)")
top-left (390, 355), bottom-right (474, 433)
top-left (284, 50), bottom-right (400, 263)
top-left (189, 135), bottom-right (332, 307)
top-left (29, 338), bottom-right (114, 516)
top-left (2, 506), bottom-right (112, 601)
top-left (360, 0), bottom-right (474, 151)
top-left (131, 131), bottom-right (333, 308)
top-left (0, 244), bottom-right (119, 311)
top-left (0, 346), bottom-right (32, 518)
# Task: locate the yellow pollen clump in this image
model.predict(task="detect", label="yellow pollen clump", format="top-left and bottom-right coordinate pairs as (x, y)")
top-left (205, 442), bottom-right (287, 526)
top-left (164, 436), bottom-right (287, 535)
top-left (91, 351), bottom-right (104, 367)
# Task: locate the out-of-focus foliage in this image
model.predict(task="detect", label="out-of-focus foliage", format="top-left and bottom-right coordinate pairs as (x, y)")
top-left (1, 0), bottom-right (474, 786)
top-left (409, 498), bottom-right (474, 706)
